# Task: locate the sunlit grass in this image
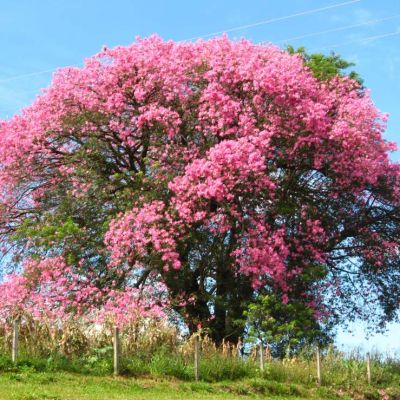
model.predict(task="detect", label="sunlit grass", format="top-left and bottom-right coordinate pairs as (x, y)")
top-left (0, 322), bottom-right (399, 399)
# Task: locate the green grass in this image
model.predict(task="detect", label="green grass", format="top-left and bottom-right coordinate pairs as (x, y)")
top-left (0, 350), bottom-right (258, 382)
top-left (1, 370), bottom-right (400, 400)
top-left (0, 371), bottom-right (308, 400)
top-left (0, 345), bottom-right (399, 399)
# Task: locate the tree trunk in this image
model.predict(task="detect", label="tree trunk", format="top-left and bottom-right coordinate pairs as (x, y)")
top-left (211, 257), bottom-right (253, 345)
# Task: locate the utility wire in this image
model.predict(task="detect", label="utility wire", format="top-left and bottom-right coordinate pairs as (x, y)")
top-left (276, 14), bottom-right (400, 44)
top-left (0, 68), bottom-right (57, 83)
top-left (0, 0), bottom-right (362, 83)
top-left (312, 29), bottom-right (400, 52)
top-left (183, 0), bottom-right (362, 41)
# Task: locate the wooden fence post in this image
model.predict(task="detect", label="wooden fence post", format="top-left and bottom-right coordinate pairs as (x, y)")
top-left (12, 319), bottom-right (19, 364)
top-left (259, 342), bottom-right (265, 373)
top-left (236, 337), bottom-right (242, 358)
top-left (316, 345), bottom-right (321, 386)
top-left (113, 326), bottom-right (120, 376)
top-left (366, 352), bottom-right (371, 385)
top-left (194, 335), bottom-right (200, 381)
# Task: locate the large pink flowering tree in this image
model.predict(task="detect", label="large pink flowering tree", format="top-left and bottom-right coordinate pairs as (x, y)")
top-left (0, 36), bottom-right (399, 342)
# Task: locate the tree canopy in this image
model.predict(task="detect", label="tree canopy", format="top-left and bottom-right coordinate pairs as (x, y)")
top-left (0, 36), bottom-right (399, 342)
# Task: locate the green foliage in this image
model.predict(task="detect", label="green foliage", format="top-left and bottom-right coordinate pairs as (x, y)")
top-left (287, 45), bottom-right (364, 85)
top-left (13, 217), bottom-right (85, 266)
top-left (245, 293), bottom-right (332, 357)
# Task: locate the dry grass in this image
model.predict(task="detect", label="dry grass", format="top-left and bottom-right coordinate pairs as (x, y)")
top-left (0, 317), bottom-right (399, 399)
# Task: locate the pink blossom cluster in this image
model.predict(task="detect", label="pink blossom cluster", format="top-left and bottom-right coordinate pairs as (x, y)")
top-left (0, 257), bottom-right (167, 328)
top-left (96, 285), bottom-right (167, 328)
top-left (105, 201), bottom-right (182, 272)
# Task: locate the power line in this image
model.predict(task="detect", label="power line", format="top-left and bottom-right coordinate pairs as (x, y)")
top-left (312, 29), bottom-right (400, 52)
top-left (0, 68), bottom-right (57, 83)
top-left (276, 14), bottom-right (400, 44)
top-left (0, 0), bottom-right (361, 84)
top-left (1, 0), bottom-right (362, 84)
top-left (182, 0), bottom-right (362, 41)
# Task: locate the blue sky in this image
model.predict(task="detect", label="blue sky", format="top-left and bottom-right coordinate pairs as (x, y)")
top-left (0, 0), bottom-right (399, 351)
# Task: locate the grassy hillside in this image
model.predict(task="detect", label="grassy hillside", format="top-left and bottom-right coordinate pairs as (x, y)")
top-left (2, 354), bottom-right (400, 400)
top-left (1, 326), bottom-right (399, 399)
top-left (2, 371), bottom-right (400, 400)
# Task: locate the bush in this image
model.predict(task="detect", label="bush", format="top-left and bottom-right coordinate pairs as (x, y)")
top-left (199, 353), bottom-right (255, 382)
